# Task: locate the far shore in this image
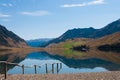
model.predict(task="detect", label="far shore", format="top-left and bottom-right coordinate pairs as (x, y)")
top-left (0, 47), bottom-right (45, 52)
top-left (0, 71), bottom-right (120, 80)
top-left (0, 47), bottom-right (68, 54)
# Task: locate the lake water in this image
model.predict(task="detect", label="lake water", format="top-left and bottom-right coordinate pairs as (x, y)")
top-left (7, 51), bottom-right (120, 74)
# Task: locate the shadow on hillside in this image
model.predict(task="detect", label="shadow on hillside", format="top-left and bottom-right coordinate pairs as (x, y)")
top-left (72, 45), bottom-right (89, 52)
top-left (98, 43), bottom-right (120, 53)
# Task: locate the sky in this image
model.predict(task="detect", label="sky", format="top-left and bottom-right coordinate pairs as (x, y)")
top-left (0, 0), bottom-right (120, 40)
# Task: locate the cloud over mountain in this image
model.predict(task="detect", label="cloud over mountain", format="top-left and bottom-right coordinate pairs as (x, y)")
top-left (61, 0), bottom-right (105, 8)
top-left (20, 10), bottom-right (51, 16)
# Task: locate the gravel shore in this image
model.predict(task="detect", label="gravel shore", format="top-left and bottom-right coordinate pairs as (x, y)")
top-left (0, 71), bottom-right (120, 80)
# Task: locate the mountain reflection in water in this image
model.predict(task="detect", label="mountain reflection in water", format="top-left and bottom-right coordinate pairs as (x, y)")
top-left (1, 51), bottom-right (120, 74)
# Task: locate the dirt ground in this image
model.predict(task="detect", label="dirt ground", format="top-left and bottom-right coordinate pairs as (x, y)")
top-left (0, 71), bottom-right (120, 80)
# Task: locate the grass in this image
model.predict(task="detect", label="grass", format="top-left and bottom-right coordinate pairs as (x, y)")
top-left (62, 38), bottom-right (87, 49)
top-left (63, 48), bottom-right (86, 58)
top-left (62, 39), bottom-right (87, 58)
top-left (46, 38), bottom-right (89, 58)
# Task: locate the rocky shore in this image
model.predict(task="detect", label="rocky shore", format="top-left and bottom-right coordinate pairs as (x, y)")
top-left (0, 71), bottom-right (120, 80)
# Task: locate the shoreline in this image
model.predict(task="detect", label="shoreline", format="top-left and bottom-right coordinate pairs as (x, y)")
top-left (0, 71), bottom-right (120, 80)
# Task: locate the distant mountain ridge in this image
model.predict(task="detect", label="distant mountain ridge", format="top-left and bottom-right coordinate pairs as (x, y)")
top-left (43, 19), bottom-right (120, 47)
top-left (0, 25), bottom-right (27, 47)
top-left (26, 38), bottom-right (53, 47)
top-left (27, 38), bottom-right (53, 42)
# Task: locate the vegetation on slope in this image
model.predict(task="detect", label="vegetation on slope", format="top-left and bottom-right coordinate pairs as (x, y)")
top-left (0, 25), bottom-right (28, 47)
top-left (86, 32), bottom-right (120, 48)
top-left (46, 32), bottom-right (120, 53)
top-left (46, 38), bottom-right (90, 58)
top-left (44, 19), bottom-right (120, 47)
top-left (47, 38), bottom-right (90, 49)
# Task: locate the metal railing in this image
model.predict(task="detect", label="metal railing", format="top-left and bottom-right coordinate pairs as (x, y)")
top-left (0, 61), bottom-right (62, 79)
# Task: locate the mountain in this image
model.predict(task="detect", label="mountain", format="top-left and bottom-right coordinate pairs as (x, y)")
top-left (47, 32), bottom-right (120, 52)
top-left (87, 32), bottom-right (120, 47)
top-left (58, 27), bottom-right (96, 41)
top-left (93, 19), bottom-right (120, 38)
top-left (72, 32), bottom-right (120, 52)
top-left (43, 27), bottom-right (97, 47)
top-left (44, 19), bottom-right (120, 47)
top-left (0, 25), bottom-right (27, 47)
top-left (26, 38), bottom-right (53, 47)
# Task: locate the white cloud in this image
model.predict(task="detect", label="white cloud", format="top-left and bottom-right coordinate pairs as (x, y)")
top-left (20, 10), bottom-right (51, 16)
top-left (88, 0), bottom-right (105, 5)
top-left (0, 13), bottom-right (11, 18)
top-left (1, 3), bottom-right (13, 7)
top-left (61, 0), bottom-right (105, 8)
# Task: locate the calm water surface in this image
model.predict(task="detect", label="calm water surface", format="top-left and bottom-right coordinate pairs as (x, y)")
top-left (7, 51), bottom-right (120, 74)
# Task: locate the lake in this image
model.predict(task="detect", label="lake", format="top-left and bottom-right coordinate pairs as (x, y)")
top-left (2, 51), bottom-right (119, 74)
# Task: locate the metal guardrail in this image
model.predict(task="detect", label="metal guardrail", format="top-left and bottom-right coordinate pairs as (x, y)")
top-left (0, 61), bottom-right (62, 79)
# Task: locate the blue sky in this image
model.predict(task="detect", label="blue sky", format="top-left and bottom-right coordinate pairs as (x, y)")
top-left (0, 0), bottom-right (120, 40)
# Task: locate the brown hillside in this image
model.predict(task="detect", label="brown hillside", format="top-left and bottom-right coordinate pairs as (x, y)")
top-left (0, 25), bottom-right (28, 48)
top-left (87, 32), bottom-right (120, 48)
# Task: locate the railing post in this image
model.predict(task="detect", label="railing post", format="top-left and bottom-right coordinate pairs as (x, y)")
top-left (22, 65), bottom-right (24, 74)
top-left (52, 64), bottom-right (54, 74)
top-left (57, 63), bottom-right (59, 74)
top-left (4, 62), bottom-right (7, 79)
top-left (60, 63), bottom-right (62, 69)
top-left (46, 64), bottom-right (48, 74)
top-left (34, 65), bottom-right (37, 74)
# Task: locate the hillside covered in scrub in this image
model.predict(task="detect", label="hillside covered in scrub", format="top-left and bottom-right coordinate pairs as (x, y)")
top-left (44, 19), bottom-right (120, 47)
top-left (0, 25), bottom-right (28, 48)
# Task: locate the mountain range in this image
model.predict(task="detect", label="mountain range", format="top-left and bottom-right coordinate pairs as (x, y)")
top-left (0, 19), bottom-right (120, 48)
top-left (44, 19), bottom-right (120, 47)
top-left (26, 38), bottom-right (53, 47)
top-left (0, 25), bottom-right (27, 48)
